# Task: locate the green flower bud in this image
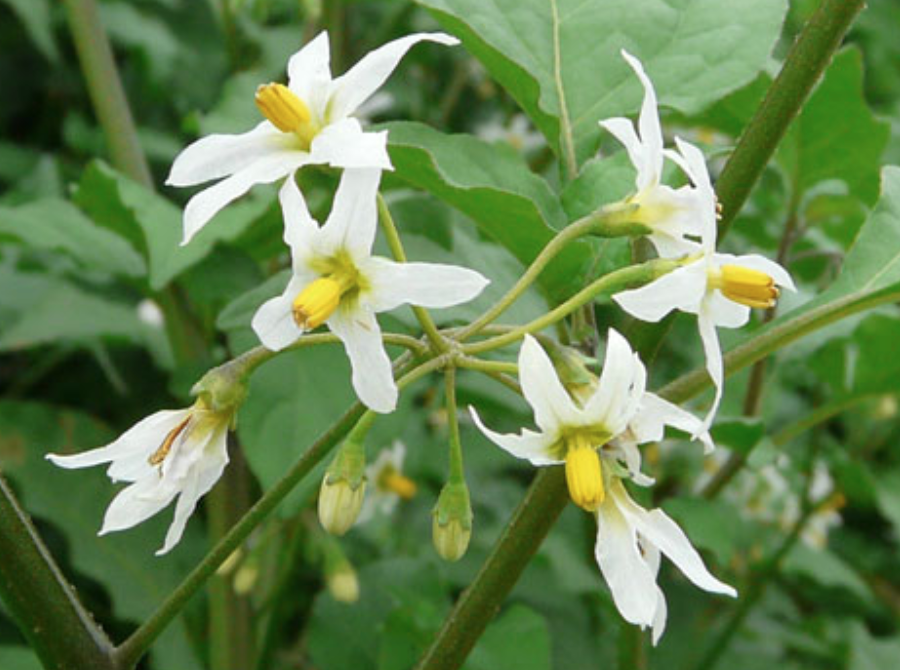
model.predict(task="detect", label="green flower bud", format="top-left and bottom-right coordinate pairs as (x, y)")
top-left (432, 480), bottom-right (473, 562)
top-left (318, 439), bottom-right (367, 536)
top-left (326, 561), bottom-right (360, 603)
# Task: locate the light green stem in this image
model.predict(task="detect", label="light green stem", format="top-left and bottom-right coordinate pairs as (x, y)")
top-left (444, 367), bottom-right (466, 483)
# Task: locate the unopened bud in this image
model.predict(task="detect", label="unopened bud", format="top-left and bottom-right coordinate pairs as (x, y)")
top-left (318, 439), bottom-right (367, 536)
top-left (326, 561), bottom-right (360, 603)
top-left (432, 481), bottom-right (473, 562)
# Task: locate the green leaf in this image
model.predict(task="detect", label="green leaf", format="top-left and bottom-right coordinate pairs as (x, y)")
top-left (417, 0), bottom-right (787, 164)
top-left (0, 647), bottom-right (41, 670)
top-left (0, 402), bottom-right (202, 670)
top-left (783, 544), bottom-right (872, 602)
top-left (0, 198), bottom-right (146, 278)
top-left (710, 417), bottom-right (766, 456)
top-left (385, 121), bottom-right (594, 298)
top-left (664, 498), bottom-right (742, 566)
top-left (467, 604), bottom-right (552, 670)
top-left (849, 623), bottom-right (900, 670)
top-left (0, 0), bottom-right (58, 62)
top-left (777, 48), bottom-right (890, 207)
top-left (73, 161), bottom-right (268, 290)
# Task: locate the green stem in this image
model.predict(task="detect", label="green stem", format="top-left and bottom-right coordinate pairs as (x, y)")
top-left (463, 258), bottom-right (677, 355)
top-left (64, 0), bottom-right (153, 187)
top-left (456, 357), bottom-right (519, 377)
top-left (0, 474), bottom-right (118, 670)
top-left (716, 0), bottom-right (866, 238)
top-left (415, 468), bottom-right (569, 670)
top-left (444, 367), bottom-right (465, 483)
top-left (114, 356), bottom-right (446, 668)
top-left (377, 193), bottom-right (447, 352)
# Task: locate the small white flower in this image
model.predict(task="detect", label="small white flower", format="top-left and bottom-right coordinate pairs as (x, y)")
top-left (357, 441), bottom-right (416, 524)
top-left (599, 51), bottom-right (703, 257)
top-left (46, 402), bottom-right (231, 555)
top-left (167, 31), bottom-right (458, 244)
top-left (251, 169), bottom-right (488, 413)
top-left (469, 331), bottom-right (731, 640)
top-left (613, 138), bottom-right (795, 430)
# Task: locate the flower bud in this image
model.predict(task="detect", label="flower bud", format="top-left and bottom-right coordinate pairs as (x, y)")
top-left (432, 480), bottom-right (473, 562)
top-left (326, 561), bottom-right (360, 603)
top-left (318, 439), bottom-right (367, 536)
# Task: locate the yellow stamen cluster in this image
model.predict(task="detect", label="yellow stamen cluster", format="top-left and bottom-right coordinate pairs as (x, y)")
top-left (148, 415), bottom-right (192, 466)
top-left (292, 277), bottom-right (343, 329)
top-left (255, 83), bottom-right (312, 134)
top-left (564, 434), bottom-right (605, 512)
top-left (378, 468), bottom-right (417, 500)
top-left (712, 264), bottom-right (779, 309)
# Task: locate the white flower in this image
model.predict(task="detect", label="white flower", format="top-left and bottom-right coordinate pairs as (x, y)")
top-left (357, 441), bottom-right (416, 524)
top-left (46, 402), bottom-right (231, 555)
top-left (613, 137), bottom-right (795, 430)
top-left (251, 169), bottom-right (488, 413)
top-left (597, 477), bottom-right (736, 644)
top-left (599, 51), bottom-right (703, 257)
top-left (167, 31), bottom-right (458, 244)
top-left (469, 331), bottom-right (731, 640)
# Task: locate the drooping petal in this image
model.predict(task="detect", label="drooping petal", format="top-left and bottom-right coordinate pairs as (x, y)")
top-left (621, 50), bottom-right (663, 191)
top-left (251, 276), bottom-right (307, 351)
top-left (518, 335), bottom-right (581, 434)
top-left (585, 329), bottom-right (646, 435)
top-left (468, 406), bottom-right (561, 466)
top-left (328, 306), bottom-right (397, 413)
top-left (600, 117), bottom-right (644, 185)
top-left (279, 175), bottom-right (318, 251)
top-left (595, 487), bottom-right (659, 627)
top-left (697, 304), bottom-right (725, 432)
top-left (328, 32), bottom-right (459, 121)
top-left (309, 118), bottom-right (391, 170)
top-left (182, 150), bottom-right (309, 244)
top-left (286, 31), bottom-right (334, 118)
top-left (670, 137), bottom-right (718, 250)
top-left (166, 122), bottom-right (288, 187)
top-left (317, 168), bottom-right (382, 259)
top-left (630, 393), bottom-right (715, 454)
top-left (99, 476), bottom-right (179, 536)
top-left (614, 483), bottom-right (737, 597)
top-left (613, 260), bottom-right (708, 322)
top-left (362, 257), bottom-right (489, 313)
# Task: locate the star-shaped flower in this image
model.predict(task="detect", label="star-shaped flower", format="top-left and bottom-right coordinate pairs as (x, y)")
top-left (469, 331), bottom-right (733, 640)
top-left (46, 401), bottom-right (232, 555)
top-left (251, 168), bottom-right (488, 413)
top-left (167, 31), bottom-right (458, 244)
top-left (357, 441), bottom-right (416, 524)
top-left (613, 138), bottom-right (795, 429)
top-left (599, 50), bottom-right (703, 257)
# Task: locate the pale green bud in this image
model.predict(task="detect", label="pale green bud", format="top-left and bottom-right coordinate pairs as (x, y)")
top-left (432, 480), bottom-right (473, 562)
top-left (317, 439), bottom-right (367, 536)
top-left (326, 561), bottom-right (360, 603)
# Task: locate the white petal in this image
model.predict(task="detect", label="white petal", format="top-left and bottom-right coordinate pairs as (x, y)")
top-left (613, 261), bottom-right (707, 322)
top-left (595, 487), bottom-right (659, 627)
top-left (671, 137), bottom-right (718, 250)
top-left (310, 118), bottom-right (392, 170)
top-left (279, 175), bottom-right (318, 251)
top-left (362, 258), bottom-right (489, 312)
top-left (328, 32), bottom-right (459, 120)
top-left (518, 335), bottom-right (581, 434)
top-left (651, 585), bottom-right (668, 645)
top-left (328, 306), bottom-right (397, 413)
top-left (251, 275), bottom-right (307, 351)
top-left (621, 50), bottom-right (663, 192)
top-left (616, 488), bottom-right (737, 597)
top-left (600, 117), bottom-right (644, 186)
top-left (166, 122), bottom-right (287, 186)
top-left (719, 253), bottom-right (796, 292)
top-left (287, 32), bottom-right (334, 118)
top-left (468, 406), bottom-right (560, 467)
top-left (99, 476), bottom-right (178, 536)
top-left (609, 438), bottom-right (655, 486)
top-left (182, 151), bottom-right (308, 244)
top-left (704, 289), bottom-right (751, 329)
top-left (318, 168), bottom-right (382, 258)
top-left (631, 393), bottom-right (715, 454)
top-left (585, 329), bottom-right (645, 434)
top-left (698, 306), bottom-right (724, 433)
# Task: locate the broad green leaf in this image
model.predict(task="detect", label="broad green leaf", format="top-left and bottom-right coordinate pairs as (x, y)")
top-left (385, 121), bottom-right (594, 298)
top-left (0, 402), bottom-right (202, 670)
top-left (0, 198), bottom-right (146, 278)
top-left (417, 0), bottom-right (787, 164)
top-left (783, 544), bottom-right (872, 603)
top-left (467, 604), bottom-right (552, 670)
top-left (0, 0), bottom-right (58, 62)
top-left (664, 498), bottom-right (743, 566)
top-left (849, 623), bottom-right (900, 670)
top-left (73, 161), bottom-right (269, 290)
top-left (0, 647), bottom-right (41, 670)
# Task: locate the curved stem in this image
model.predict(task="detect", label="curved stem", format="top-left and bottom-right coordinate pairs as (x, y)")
top-left (456, 357), bottom-right (519, 376)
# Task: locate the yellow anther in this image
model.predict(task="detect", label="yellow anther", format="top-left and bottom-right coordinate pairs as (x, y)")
top-left (148, 415), bottom-right (192, 466)
top-left (379, 469), bottom-right (417, 500)
top-left (564, 434), bottom-right (605, 512)
top-left (292, 277), bottom-right (343, 329)
top-left (711, 264), bottom-right (780, 309)
top-left (255, 83), bottom-right (312, 134)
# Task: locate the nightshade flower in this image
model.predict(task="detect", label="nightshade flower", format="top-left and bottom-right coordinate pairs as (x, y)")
top-left (469, 331), bottom-right (733, 640)
top-left (357, 441), bottom-right (417, 524)
top-left (46, 401), bottom-right (232, 555)
top-left (251, 168), bottom-right (488, 413)
top-left (599, 50), bottom-right (703, 257)
top-left (613, 138), bottom-right (795, 430)
top-left (167, 31), bottom-right (458, 244)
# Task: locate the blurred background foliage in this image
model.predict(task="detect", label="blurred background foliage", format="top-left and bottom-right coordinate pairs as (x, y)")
top-left (1, 0), bottom-right (900, 669)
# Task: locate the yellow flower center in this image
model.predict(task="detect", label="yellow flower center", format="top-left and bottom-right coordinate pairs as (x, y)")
top-left (148, 414), bottom-right (192, 466)
top-left (377, 467), bottom-right (417, 500)
top-left (255, 83), bottom-right (319, 149)
top-left (709, 264), bottom-right (779, 309)
top-left (564, 434), bottom-right (605, 512)
top-left (292, 277), bottom-right (344, 329)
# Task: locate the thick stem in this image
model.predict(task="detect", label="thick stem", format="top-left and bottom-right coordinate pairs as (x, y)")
top-left (0, 474), bottom-right (118, 670)
top-left (716, 0), bottom-right (867, 239)
top-left (415, 468), bottom-right (569, 670)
